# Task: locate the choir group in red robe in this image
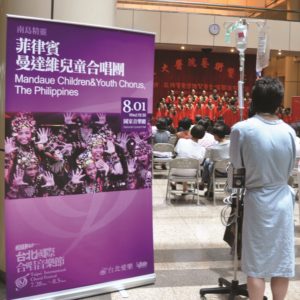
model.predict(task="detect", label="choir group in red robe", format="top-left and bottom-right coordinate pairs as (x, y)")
top-left (154, 89), bottom-right (293, 129)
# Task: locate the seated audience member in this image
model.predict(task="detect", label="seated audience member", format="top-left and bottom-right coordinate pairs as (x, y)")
top-left (206, 122), bottom-right (231, 163)
top-left (174, 125), bottom-right (206, 192)
top-left (197, 118), bottom-right (217, 148)
top-left (175, 125), bottom-right (206, 160)
top-left (151, 123), bottom-right (158, 137)
top-left (153, 118), bottom-right (171, 170)
top-left (153, 118), bottom-right (170, 144)
top-left (165, 116), bottom-right (177, 134)
top-left (295, 135), bottom-right (300, 157)
top-left (202, 123), bottom-right (231, 191)
top-left (176, 117), bottom-right (192, 141)
top-left (190, 115), bottom-right (202, 130)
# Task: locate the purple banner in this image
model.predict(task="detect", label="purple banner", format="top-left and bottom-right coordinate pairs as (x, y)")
top-left (5, 16), bottom-right (155, 299)
top-left (121, 97), bottom-right (148, 132)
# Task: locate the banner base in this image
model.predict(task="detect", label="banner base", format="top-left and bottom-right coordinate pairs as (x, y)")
top-left (14, 273), bottom-right (156, 300)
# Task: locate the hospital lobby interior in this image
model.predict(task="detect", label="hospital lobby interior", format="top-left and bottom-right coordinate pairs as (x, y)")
top-left (0, 1), bottom-right (300, 299)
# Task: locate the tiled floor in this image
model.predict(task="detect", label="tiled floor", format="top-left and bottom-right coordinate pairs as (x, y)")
top-left (1, 175), bottom-right (299, 300)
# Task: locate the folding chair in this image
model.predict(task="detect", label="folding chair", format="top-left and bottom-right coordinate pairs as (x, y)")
top-left (291, 156), bottom-right (300, 186)
top-left (168, 134), bottom-right (178, 146)
top-left (166, 158), bottom-right (201, 205)
top-left (208, 159), bottom-right (229, 206)
top-left (153, 143), bottom-right (174, 171)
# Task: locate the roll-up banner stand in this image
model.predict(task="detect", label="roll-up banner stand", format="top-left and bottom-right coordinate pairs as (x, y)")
top-left (4, 15), bottom-right (155, 300)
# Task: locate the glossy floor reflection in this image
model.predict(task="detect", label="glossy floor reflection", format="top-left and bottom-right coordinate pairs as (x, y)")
top-left (1, 176), bottom-right (299, 300)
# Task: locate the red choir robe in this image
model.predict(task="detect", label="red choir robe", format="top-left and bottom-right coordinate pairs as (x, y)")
top-left (190, 95), bottom-right (199, 104)
top-left (168, 111), bottom-right (179, 128)
top-left (215, 104), bottom-right (227, 120)
top-left (177, 96), bottom-right (186, 105)
top-left (184, 104), bottom-right (195, 121)
top-left (166, 95), bottom-right (176, 106)
top-left (209, 94), bottom-right (221, 105)
top-left (155, 108), bottom-right (167, 121)
top-left (199, 96), bottom-right (208, 104)
top-left (193, 103), bottom-right (205, 118)
top-left (283, 114), bottom-right (293, 124)
top-left (176, 105), bottom-right (185, 122)
top-left (223, 106), bottom-right (240, 127)
top-left (242, 107), bottom-right (249, 120)
top-left (203, 103), bottom-right (216, 121)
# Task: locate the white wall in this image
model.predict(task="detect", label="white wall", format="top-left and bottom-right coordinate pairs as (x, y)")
top-left (54, 0), bottom-right (116, 26)
top-left (116, 9), bottom-right (300, 52)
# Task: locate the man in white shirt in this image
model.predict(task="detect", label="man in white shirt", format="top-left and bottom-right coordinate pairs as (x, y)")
top-left (175, 124), bottom-right (206, 161)
top-left (197, 119), bottom-right (217, 148)
top-left (202, 122), bottom-right (230, 195)
top-left (174, 125), bottom-right (206, 193)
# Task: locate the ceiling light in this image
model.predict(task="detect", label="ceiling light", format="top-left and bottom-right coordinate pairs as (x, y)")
top-left (230, 48), bottom-right (235, 53)
top-left (180, 45), bottom-right (185, 50)
top-left (278, 50), bottom-right (282, 55)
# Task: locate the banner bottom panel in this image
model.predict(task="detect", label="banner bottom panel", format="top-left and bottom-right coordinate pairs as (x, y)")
top-left (14, 273), bottom-right (156, 300)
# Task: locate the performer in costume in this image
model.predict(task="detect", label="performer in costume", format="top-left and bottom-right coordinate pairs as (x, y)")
top-left (221, 91), bottom-right (230, 104)
top-left (5, 113), bottom-right (50, 185)
top-left (64, 151), bottom-right (104, 195)
top-left (204, 98), bottom-right (216, 121)
top-left (166, 90), bottom-right (176, 108)
top-left (230, 90), bottom-right (238, 105)
top-left (176, 98), bottom-right (185, 121)
top-left (189, 89), bottom-right (198, 103)
top-left (177, 90), bottom-right (186, 105)
top-left (185, 96), bottom-right (195, 121)
top-left (199, 90), bottom-right (208, 104)
top-left (209, 88), bottom-right (220, 104)
top-left (132, 141), bottom-right (152, 189)
top-left (6, 152), bottom-right (58, 199)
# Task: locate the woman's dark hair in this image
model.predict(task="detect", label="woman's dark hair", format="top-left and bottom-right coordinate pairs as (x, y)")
top-left (215, 116), bottom-right (225, 124)
top-left (212, 123), bottom-right (231, 139)
top-left (194, 115), bottom-right (202, 124)
top-left (178, 117), bottom-right (192, 130)
top-left (191, 124), bottom-right (205, 139)
top-left (197, 118), bottom-right (209, 130)
top-left (251, 77), bottom-right (284, 114)
top-left (156, 118), bottom-right (168, 130)
top-left (165, 117), bottom-right (173, 126)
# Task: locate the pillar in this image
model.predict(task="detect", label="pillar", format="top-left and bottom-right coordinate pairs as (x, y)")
top-left (287, 0), bottom-right (300, 21)
top-left (285, 0), bottom-right (300, 107)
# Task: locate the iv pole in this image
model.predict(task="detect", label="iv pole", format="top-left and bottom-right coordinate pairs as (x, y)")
top-left (199, 18), bottom-right (268, 300)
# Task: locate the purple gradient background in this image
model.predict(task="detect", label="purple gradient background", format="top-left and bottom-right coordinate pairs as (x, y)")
top-left (6, 17), bottom-right (154, 113)
top-left (5, 17), bottom-right (155, 299)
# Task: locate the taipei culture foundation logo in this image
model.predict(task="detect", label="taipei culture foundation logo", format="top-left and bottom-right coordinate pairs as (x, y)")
top-left (15, 274), bottom-right (29, 291)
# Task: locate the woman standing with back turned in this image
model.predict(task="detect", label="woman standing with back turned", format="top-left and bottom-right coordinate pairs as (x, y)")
top-left (230, 77), bottom-right (296, 300)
